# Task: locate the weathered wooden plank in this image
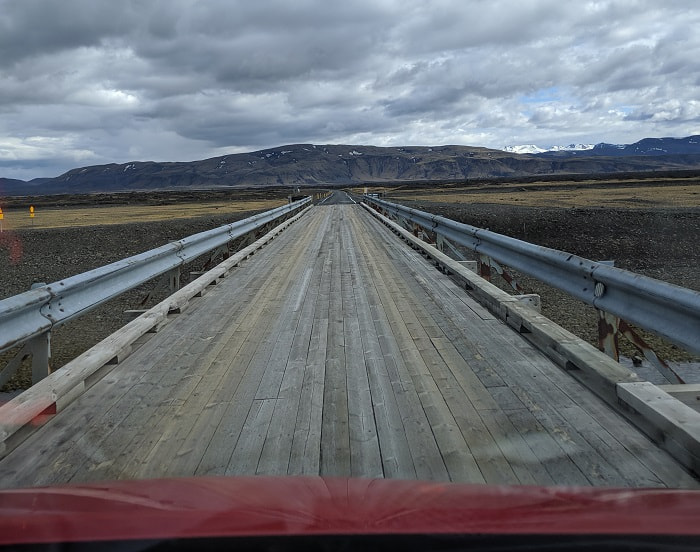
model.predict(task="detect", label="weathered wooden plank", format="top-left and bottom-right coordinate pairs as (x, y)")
top-left (479, 408), bottom-right (556, 486)
top-left (618, 382), bottom-right (700, 478)
top-left (225, 399), bottom-right (277, 476)
top-left (196, 210), bottom-right (331, 476)
top-left (351, 213), bottom-right (530, 483)
top-left (35, 332), bottom-right (210, 486)
top-left (504, 407), bottom-right (590, 485)
top-left (352, 220), bottom-right (453, 482)
top-left (288, 211), bottom-right (334, 475)
top-left (428, 337), bottom-right (500, 412)
top-left (367, 262), bottom-right (486, 482)
top-left (557, 404), bottom-right (667, 488)
top-left (257, 229), bottom-right (327, 475)
top-left (320, 215), bottom-right (351, 477)
top-left (344, 228), bottom-right (416, 479)
top-left (288, 317), bottom-right (328, 475)
top-left (503, 374), bottom-right (632, 486)
top-left (340, 238), bottom-right (383, 478)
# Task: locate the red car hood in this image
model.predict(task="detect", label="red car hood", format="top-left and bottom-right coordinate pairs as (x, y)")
top-left (1, 476), bottom-right (699, 545)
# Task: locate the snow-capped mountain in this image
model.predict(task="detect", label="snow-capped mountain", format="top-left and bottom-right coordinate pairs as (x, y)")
top-left (502, 144), bottom-right (547, 154)
top-left (549, 144), bottom-right (595, 152)
top-left (503, 143), bottom-right (595, 154)
top-left (504, 136), bottom-right (700, 157)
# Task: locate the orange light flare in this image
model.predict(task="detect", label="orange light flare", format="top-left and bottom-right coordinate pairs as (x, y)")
top-left (0, 230), bottom-right (23, 265)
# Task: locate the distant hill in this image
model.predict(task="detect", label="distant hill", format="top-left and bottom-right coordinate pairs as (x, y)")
top-left (3, 137), bottom-right (700, 196)
top-left (588, 136), bottom-right (700, 156)
top-left (0, 177), bottom-right (52, 196)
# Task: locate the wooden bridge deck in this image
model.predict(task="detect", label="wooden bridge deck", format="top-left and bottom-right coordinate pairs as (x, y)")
top-left (0, 201), bottom-right (697, 488)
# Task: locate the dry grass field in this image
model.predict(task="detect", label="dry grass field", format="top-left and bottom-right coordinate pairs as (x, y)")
top-left (386, 181), bottom-right (700, 209)
top-left (0, 198), bottom-right (286, 230)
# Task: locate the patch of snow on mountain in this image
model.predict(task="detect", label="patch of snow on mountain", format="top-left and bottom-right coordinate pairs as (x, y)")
top-left (503, 144), bottom-right (546, 154)
top-left (503, 143), bottom-right (595, 154)
top-left (548, 144), bottom-right (595, 152)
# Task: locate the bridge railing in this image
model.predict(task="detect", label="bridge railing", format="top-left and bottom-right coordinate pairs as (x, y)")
top-left (0, 197), bottom-right (312, 385)
top-left (362, 195), bottom-right (700, 360)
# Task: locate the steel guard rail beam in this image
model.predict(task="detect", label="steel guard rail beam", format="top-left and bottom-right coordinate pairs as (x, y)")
top-left (0, 197), bottom-right (312, 354)
top-left (364, 195), bottom-right (700, 356)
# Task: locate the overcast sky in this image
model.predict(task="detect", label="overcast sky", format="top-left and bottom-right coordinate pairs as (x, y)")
top-left (1, 0), bottom-right (699, 180)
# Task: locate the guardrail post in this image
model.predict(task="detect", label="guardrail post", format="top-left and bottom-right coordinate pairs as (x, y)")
top-left (168, 267), bottom-right (181, 293)
top-left (597, 309), bottom-right (620, 361)
top-left (29, 331), bottom-right (51, 384)
top-left (478, 254), bottom-right (492, 281)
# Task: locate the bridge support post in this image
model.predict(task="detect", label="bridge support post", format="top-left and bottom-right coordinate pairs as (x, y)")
top-left (436, 235), bottom-right (467, 261)
top-left (597, 309), bottom-right (620, 361)
top-left (478, 255), bottom-right (492, 281)
top-left (29, 331), bottom-right (51, 384)
top-left (168, 268), bottom-right (181, 293)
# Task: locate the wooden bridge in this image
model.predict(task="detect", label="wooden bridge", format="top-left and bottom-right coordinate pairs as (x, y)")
top-left (0, 192), bottom-right (697, 488)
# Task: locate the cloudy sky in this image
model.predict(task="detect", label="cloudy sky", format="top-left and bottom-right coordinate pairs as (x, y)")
top-left (1, 0), bottom-right (699, 180)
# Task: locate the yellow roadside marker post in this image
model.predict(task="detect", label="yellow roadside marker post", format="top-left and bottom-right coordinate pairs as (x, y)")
top-left (0, 206), bottom-right (3, 232)
top-left (29, 205), bottom-right (35, 227)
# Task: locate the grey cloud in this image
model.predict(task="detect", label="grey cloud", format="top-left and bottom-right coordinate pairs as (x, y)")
top-left (2, 0), bottom-right (700, 180)
top-left (0, 0), bottom-right (133, 67)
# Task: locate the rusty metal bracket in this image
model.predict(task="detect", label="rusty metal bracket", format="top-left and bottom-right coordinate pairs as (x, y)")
top-left (598, 309), bottom-right (620, 361)
top-left (478, 254), bottom-right (492, 281)
top-left (618, 318), bottom-right (685, 384)
top-left (598, 309), bottom-right (684, 384)
top-left (477, 254), bottom-right (523, 292)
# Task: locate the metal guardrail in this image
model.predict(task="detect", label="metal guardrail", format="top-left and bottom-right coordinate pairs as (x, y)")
top-left (0, 197), bottom-right (311, 356)
top-left (363, 195), bottom-right (700, 356)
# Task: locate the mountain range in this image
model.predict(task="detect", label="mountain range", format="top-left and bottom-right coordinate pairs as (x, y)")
top-left (506, 136), bottom-right (700, 157)
top-left (2, 135), bottom-right (700, 196)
